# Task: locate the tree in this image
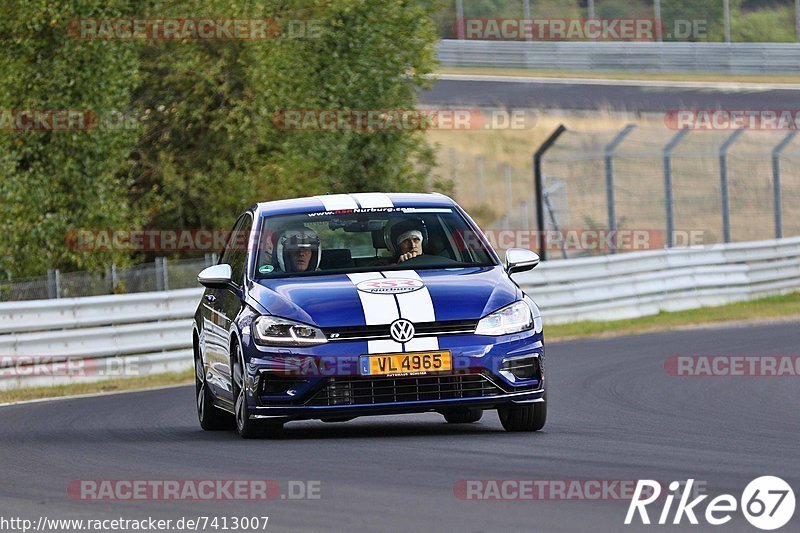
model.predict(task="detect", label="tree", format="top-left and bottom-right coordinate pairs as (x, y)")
top-left (127, 0), bottom-right (442, 256)
top-left (0, 0), bottom-right (141, 278)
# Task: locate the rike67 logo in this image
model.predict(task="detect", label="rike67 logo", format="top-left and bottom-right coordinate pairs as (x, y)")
top-left (626, 477), bottom-right (795, 530)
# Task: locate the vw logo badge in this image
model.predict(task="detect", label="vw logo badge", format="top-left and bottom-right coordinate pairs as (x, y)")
top-left (390, 319), bottom-right (415, 343)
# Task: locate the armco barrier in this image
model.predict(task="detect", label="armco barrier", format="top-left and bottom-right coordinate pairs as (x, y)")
top-left (1, 237), bottom-right (799, 390)
top-left (436, 40), bottom-right (800, 74)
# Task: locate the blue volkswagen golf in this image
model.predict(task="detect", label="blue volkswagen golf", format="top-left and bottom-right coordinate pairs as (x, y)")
top-left (193, 193), bottom-right (545, 438)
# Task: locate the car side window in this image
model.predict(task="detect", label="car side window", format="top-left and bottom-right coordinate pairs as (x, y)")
top-left (229, 215), bottom-right (252, 287)
top-left (220, 213), bottom-right (252, 287)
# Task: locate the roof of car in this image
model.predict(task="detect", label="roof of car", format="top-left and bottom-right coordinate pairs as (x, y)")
top-left (254, 192), bottom-right (456, 217)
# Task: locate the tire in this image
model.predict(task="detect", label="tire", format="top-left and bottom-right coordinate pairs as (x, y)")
top-left (195, 352), bottom-right (234, 431)
top-left (232, 342), bottom-right (283, 439)
top-left (442, 408), bottom-right (483, 424)
top-left (498, 395), bottom-right (547, 432)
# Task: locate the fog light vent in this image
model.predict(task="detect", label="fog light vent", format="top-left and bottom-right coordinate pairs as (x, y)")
top-left (502, 357), bottom-right (541, 380)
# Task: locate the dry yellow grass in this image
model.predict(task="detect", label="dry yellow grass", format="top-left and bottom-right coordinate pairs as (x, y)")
top-left (427, 111), bottom-right (800, 241)
top-left (437, 66), bottom-right (800, 85)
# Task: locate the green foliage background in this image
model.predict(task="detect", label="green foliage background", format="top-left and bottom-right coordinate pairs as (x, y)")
top-left (1, 0), bottom-right (797, 279)
top-left (0, 0), bottom-right (441, 278)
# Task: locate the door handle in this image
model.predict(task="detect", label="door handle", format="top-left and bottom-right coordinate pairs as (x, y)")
top-left (205, 294), bottom-right (216, 303)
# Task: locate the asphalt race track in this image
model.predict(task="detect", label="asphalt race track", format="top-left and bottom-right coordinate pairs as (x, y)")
top-left (1, 321), bottom-right (797, 532)
top-left (421, 77), bottom-right (800, 113)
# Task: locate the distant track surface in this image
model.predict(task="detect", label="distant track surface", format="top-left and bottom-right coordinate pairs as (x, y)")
top-left (1, 322), bottom-right (798, 532)
top-left (420, 76), bottom-right (800, 112)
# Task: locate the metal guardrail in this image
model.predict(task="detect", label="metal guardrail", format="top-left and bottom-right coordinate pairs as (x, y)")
top-left (437, 40), bottom-right (800, 73)
top-left (516, 236), bottom-right (800, 323)
top-left (0, 288), bottom-right (202, 391)
top-left (1, 236), bottom-right (799, 390)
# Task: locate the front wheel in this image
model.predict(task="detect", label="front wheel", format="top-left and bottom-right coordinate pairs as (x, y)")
top-left (195, 354), bottom-right (234, 430)
top-left (498, 395), bottom-right (546, 432)
top-left (232, 342), bottom-right (283, 439)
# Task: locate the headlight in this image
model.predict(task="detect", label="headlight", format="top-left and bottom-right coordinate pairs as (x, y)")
top-left (475, 301), bottom-right (533, 336)
top-left (252, 316), bottom-right (327, 346)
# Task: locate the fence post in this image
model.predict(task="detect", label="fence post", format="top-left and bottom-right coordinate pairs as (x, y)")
top-left (523, 0), bottom-right (532, 41)
top-left (771, 132), bottom-right (797, 239)
top-left (521, 201), bottom-right (530, 231)
top-left (455, 0), bottom-right (465, 39)
top-left (449, 148), bottom-right (458, 186)
top-left (155, 257), bottom-right (167, 291)
top-left (111, 263), bottom-right (119, 292)
top-left (604, 124), bottom-right (636, 253)
top-left (533, 124), bottom-right (567, 261)
top-left (662, 129), bottom-right (690, 248)
top-left (476, 156), bottom-right (485, 199)
top-left (719, 129), bottom-right (745, 243)
top-left (162, 257), bottom-right (169, 291)
top-left (503, 163), bottom-right (513, 216)
top-left (47, 269), bottom-right (61, 299)
top-left (653, 0), bottom-right (663, 42)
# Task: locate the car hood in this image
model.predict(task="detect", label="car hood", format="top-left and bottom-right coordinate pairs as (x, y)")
top-left (249, 266), bottom-right (520, 327)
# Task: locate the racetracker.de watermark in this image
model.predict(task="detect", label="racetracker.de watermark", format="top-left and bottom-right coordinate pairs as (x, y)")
top-left (454, 18), bottom-right (707, 41)
top-left (0, 109), bottom-right (143, 132)
top-left (665, 109), bottom-right (800, 130)
top-left (65, 228), bottom-right (260, 253)
top-left (67, 18), bottom-right (325, 40)
top-left (272, 109), bottom-right (536, 131)
top-left (664, 356), bottom-right (800, 377)
top-left (471, 229), bottom-right (711, 253)
top-left (68, 480), bottom-right (323, 500)
top-left (0, 356), bottom-right (145, 378)
top-left (453, 479), bottom-right (669, 501)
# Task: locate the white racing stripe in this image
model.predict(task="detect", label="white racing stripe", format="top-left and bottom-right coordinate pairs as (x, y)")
top-left (381, 270), bottom-right (439, 351)
top-left (346, 270), bottom-right (439, 354)
top-left (316, 194), bottom-right (359, 211)
top-left (346, 273), bottom-right (402, 354)
top-left (350, 192), bottom-right (394, 208)
top-left (381, 271), bottom-right (436, 323)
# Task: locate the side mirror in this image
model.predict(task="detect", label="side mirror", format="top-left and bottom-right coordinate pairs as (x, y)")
top-left (198, 264), bottom-right (233, 289)
top-left (505, 249), bottom-right (540, 275)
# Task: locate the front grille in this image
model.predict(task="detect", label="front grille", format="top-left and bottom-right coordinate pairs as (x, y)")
top-left (323, 319), bottom-right (477, 341)
top-left (305, 374), bottom-right (503, 406)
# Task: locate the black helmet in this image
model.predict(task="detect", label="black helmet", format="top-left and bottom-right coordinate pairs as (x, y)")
top-left (386, 218), bottom-right (427, 255)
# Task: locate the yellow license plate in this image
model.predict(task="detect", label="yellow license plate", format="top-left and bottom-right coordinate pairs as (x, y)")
top-left (360, 351), bottom-right (452, 377)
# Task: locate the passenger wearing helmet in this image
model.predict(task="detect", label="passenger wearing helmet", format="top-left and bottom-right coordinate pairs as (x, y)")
top-left (276, 226), bottom-right (321, 272)
top-left (389, 219), bottom-right (427, 264)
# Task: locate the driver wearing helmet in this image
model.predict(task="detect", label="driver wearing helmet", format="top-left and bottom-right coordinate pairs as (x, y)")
top-left (390, 219), bottom-right (426, 264)
top-left (276, 226), bottom-right (321, 272)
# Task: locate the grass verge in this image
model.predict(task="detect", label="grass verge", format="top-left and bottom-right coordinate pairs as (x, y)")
top-left (2, 293), bottom-right (799, 403)
top-left (436, 66), bottom-right (800, 85)
top-left (0, 368), bottom-right (194, 404)
top-left (546, 292), bottom-right (800, 341)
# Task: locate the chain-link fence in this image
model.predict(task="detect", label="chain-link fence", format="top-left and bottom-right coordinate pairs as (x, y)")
top-left (0, 256), bottom-right (215, 302)
top-left (448, 125), bottom-right (800, 261)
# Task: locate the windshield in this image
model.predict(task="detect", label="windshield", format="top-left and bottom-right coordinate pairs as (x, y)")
top-left (253, 207), bottom-right (496, 279)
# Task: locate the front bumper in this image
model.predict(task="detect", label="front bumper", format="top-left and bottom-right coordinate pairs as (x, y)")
top-left (239, 327), bottom-right (545, 422)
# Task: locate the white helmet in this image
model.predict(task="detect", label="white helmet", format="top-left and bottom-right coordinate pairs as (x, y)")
top-left (276, 226), bottom-right (321, 272)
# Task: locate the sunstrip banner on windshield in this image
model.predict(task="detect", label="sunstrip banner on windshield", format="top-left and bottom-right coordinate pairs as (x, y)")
top-left (346, 271), bottom-right (438, 354)
top-left (314, 193), bottom-right (394, 213)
